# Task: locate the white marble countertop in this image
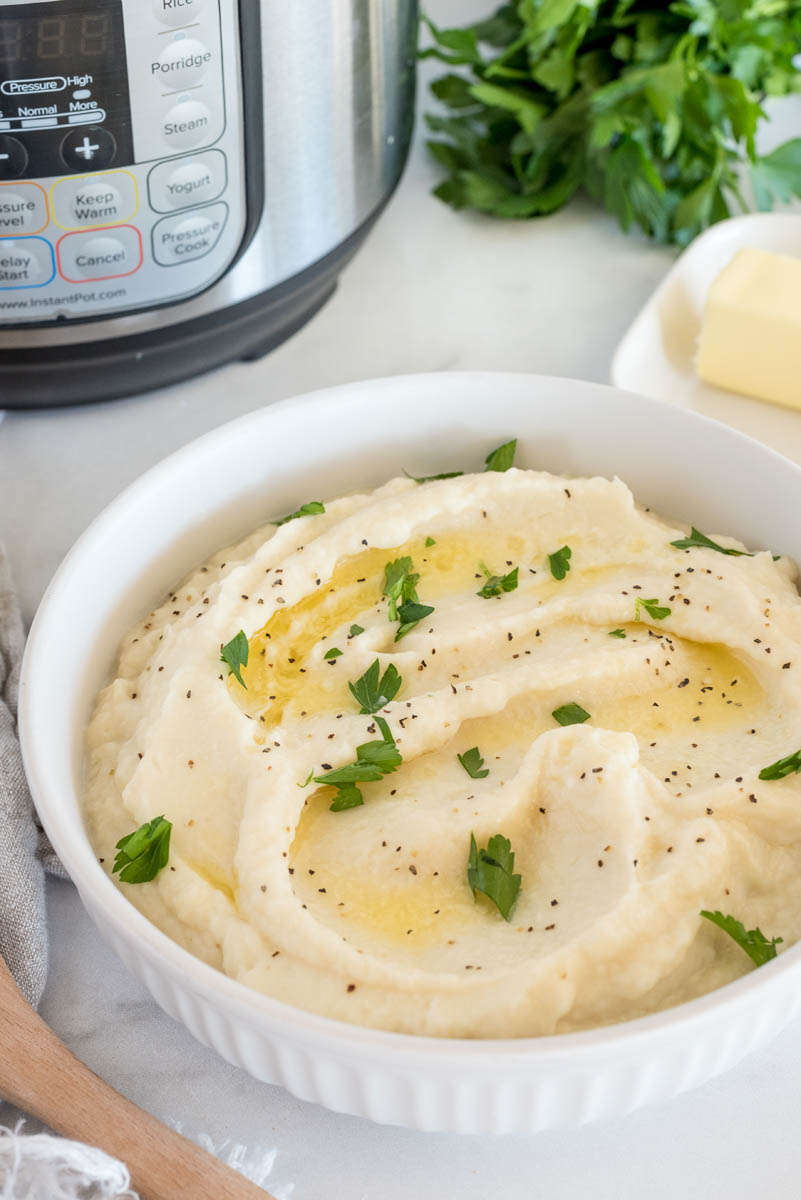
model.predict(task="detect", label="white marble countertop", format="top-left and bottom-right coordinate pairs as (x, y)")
top-left (4, 4), bottom-right (801, 1195)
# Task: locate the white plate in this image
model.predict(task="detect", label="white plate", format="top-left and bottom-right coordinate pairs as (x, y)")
top-left (19, 373), bottom-right (801, 1134)
top-left (611, 213), bottom-right (801, 458)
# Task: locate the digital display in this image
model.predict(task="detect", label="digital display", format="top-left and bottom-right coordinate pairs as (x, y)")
top-left (0, 0), bottom-right (133, 177)
top-left (0, 13), bottom-right (116, 65)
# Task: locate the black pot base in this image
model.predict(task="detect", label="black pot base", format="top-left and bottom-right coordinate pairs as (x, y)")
top-left (0, 211), bottom-right (376, 409)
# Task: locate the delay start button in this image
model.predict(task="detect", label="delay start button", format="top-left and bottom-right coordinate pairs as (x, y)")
top-left (57, 224), bottom-right (143, 281)
top-left (152, 201), bottom-right (228, 265)
top-left (0, 236), bottom-right (55, 288)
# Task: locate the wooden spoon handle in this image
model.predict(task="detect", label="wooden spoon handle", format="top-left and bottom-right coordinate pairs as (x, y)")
top-left (0, 955), bottom-right (272, 1199)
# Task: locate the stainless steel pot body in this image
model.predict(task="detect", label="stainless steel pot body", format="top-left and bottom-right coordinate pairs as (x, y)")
top-left (0, 0), bottom-right (417, 403)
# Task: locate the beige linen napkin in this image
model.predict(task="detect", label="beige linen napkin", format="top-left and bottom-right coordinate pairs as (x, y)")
top-left (0, 545), bottom-right (53, 1008)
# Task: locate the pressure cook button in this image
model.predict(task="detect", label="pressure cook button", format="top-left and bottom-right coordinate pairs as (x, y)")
top-left (154, 38), bottom-right (213, 91)
top-left (61, 127), bottom-right (117, 171)
top-left (0, 237), bottom-right (53, 287)
top-left (162, 100), bottom-right (212, 150)
top-left (57, 226), bottom-right (143, 281)
top-left (0, 135), bottom-right (28, 181)
top-left (152, 202), bottom-right (227, 265)
top-left (0, 184), bottom-right (47, 234)
top-left (153, 0), bottom-right (206, 26)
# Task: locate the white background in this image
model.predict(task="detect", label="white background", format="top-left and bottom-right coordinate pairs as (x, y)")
top-left (3, 1), bottom-right (801, 1195)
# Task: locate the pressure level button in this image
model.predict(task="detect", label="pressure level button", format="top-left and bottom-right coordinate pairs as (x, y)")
top-left (0, 184), bottom-right (47, 234)
top-left (153, 0), bottom-right (206, 27)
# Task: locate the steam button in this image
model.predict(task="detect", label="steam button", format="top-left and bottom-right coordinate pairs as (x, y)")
top-left (162, 100), bottom-right (213, 150)
top-left (152, 0), bottom-right (206, 26)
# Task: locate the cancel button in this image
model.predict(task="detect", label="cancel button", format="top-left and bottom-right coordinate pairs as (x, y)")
top-left (152, 202), bottom-right (228, 266)
top-left (58, 225), bottom-right (143, 281)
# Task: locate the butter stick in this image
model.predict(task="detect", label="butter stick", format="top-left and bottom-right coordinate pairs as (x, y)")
top-left (696, 247), bottom-right (801, 411)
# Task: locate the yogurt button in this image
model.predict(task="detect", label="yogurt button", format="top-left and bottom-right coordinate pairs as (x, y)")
top-left (162, 100), bottom-right (213, 150)
top-left (70, 179), bottom-right (123, 225)
top-left (163, 158), bottom-right (219, 207)
top-left (152, 0), bottom-right (206, 26)
top-left (154, 38), bottom-right (213, 91)
top-left (0, 239), bottom-right (49, 286)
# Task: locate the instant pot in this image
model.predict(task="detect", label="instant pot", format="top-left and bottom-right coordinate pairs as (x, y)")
top-left (0, 0), bottom-right (417, 407)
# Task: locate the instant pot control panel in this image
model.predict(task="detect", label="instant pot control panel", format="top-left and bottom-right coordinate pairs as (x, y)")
top-left (0, 0), bottom-right (247, 323)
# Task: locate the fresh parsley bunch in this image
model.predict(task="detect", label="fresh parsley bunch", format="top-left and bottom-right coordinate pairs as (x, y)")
top-left (422, 0), bottom-right (801, 245)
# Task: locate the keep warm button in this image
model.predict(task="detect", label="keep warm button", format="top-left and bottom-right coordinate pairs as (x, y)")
top-left (152, 202), bottom-right (227, 266)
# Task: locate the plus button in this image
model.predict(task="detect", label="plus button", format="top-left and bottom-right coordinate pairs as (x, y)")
top-left (75, 136), bottom-right (100, 161)
top-left (60, 126), bottom-right (116, 172)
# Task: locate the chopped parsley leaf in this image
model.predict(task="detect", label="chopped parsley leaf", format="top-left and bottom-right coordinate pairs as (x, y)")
top-left (552, 702), bottom-right (591, 726)
top-left (405, 437), bottom-right (517, 481)
top-left (634, 596), bottom-right (671, 622)
top-left (324, 647), bottom-right (342, 660)
top-left (382, 556), bottom-right (434, 640)
top-left (220, 630), bottom-right (249, 688)
top-left (328, 782), bottom-right (364, 811)
top-left (671, 527), bottom-right (753, 556)
top-left (467, 833), bottom-right (521, 921)
top-left (275, 500), bottom-right (325, 525)
top-left (477, 562), bottom-right (519, 599)
top-left (404, 469), bottom-right (464, 483)
top-left (348, 624), bottom-right (365, 637)
top-left (484, 439), bottom-right (517, 472)
top-left (383, 557), bottom-right (416, 621)
top-left (759, 749), bottom-right (801, 780)
top-left (458, 747), bottom-right (489, 778)
top-left (396, 600), bottom-right (435, 640)
top-left (348, 659), bottom-right (403, 713)
top-left (425, 536), bottom-right (437, 547)
top-left (548, 545), bottom-right (572, 581)
top-left (700, 910), bottom-right (782, 966)
top-left (609, 628), bottom-right (627, 638)
top-left (314, 716), bottom-right (401, 811)
top-left (112, 816), bottom-right (172, 884)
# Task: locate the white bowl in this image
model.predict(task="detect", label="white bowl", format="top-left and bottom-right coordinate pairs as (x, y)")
top-left (20, 372), bottom-right (801, 1135)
